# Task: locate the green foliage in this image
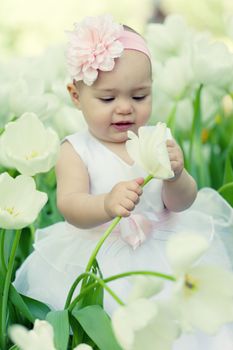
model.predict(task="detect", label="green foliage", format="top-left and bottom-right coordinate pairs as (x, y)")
top-left (35, 169), bottom-right (64, 228)
top-left (46, 310), bottom-right (70, 350)
top-left (218, 183), bottom-right (233, 206)
top-left (72, 305), bottom-right (122, 350)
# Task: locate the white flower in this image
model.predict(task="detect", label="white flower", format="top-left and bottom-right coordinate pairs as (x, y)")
top-left (155, 55), bottom-right (196, 101)
top-left (112, 298), bottom-right (179, 350)
top-left (126, 123), bottom-right (174, 179)
top-left (0, 172), bottom-right (47, 229)
top-left (8, 78), bottom-right (47, 118)
top-left (52, 106), bottom-right (87, 139)
top-left (192, 35), bottom-right (233, 90)
top-left (166, 232), bottom-right (210, 276)
top-left (9, 319), bottom-right (56, 350)
top-left (73, 344), bottom-right (93, 350)
top-left (66, 15), bottom-right (124, 86)
top-left (127, 275), bottom-right (164, 302)
top-left (166, 232), bottom-right (233, 333)
top-left (0, 112), bottom-right (60, 176)
top-left (145, 15), bottom-right (192, 63)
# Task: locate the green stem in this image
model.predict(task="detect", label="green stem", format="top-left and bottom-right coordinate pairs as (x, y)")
top-left (83, 174), bottom-right (154, 279)
top-left (0, 229), bottom-right (21, 350)
top-left (68, 272), bottom-right (124, 312)
top-left (65, 273), bottom-right (87, 309)
top-left (188, 84), bottom-right (207, 187)
top-left (84, 217), bottom-right (121, 275)
top-left (104, 270), bottom-right (176, 283)
top-left (67, 269), bottom-right (175, 311)
top-left (0, 229), bottom-right (7, 275)
top-left (166, 104), bottom-right (177, 135)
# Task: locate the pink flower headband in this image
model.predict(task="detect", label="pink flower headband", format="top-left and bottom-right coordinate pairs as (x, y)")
top-left (66, 15), bottom-right (151, 86)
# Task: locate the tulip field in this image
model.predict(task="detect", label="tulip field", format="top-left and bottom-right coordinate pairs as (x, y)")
top-left (0, 14), bottom-right (232, 350)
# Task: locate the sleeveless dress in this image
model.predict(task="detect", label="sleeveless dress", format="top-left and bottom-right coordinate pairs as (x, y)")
top-left (14, 129), bottom-right (233, 349)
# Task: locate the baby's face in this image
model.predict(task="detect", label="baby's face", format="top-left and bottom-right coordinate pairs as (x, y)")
top-left (70, 50), bottom-right (152, 144)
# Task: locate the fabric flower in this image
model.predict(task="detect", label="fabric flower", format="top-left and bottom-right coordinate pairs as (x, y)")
top-left (0, 172), bottom-right (47, 229)
top-left (166, 232), bottom-right (233, 333)
top-left (126, 122), bottom-right (174, 179)
top-left (9, 320), bottom-right (56, 350)
top-left (112, 298), bottom-right (179, 350)
top-left (66, 14), bottom-right (124, 85)
top-left (0, 112), bottom-right (60, 176)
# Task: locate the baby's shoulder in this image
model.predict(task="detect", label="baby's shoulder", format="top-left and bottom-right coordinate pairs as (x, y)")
top-left (61, 129), bottom-right (89, 158)
top-left (63, 129), bottom-right (89, 148)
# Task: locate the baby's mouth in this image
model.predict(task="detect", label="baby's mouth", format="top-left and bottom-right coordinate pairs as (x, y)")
top-left (111, 122), bottom-right (134, 131)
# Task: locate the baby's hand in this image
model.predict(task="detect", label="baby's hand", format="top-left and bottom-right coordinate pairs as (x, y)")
top-left (104, 178), bottom-right (144, 218)
top-left (166, 139), bottom-right (184, 180)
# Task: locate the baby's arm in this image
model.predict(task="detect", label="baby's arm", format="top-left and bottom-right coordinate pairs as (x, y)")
top-left (162, 139), bottom-right (197, 212)
top-left (55, 141), bottom-right (143, 229)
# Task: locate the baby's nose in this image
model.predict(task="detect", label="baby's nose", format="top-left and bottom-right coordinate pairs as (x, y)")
top-left (115, 99), bottom-right (133, 115)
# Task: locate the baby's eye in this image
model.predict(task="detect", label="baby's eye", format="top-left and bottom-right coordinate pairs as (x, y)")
top-left (99, 97), bottom-right (115, 103)
top-left (133, 96), bottom-right (146, 101)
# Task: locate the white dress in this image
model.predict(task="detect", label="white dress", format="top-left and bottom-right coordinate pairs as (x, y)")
top-left (14, 129), bottom-right (233, 349)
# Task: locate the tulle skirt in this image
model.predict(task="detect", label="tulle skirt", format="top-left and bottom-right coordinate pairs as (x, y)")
top-left (14, 188), bottom-right (233, 349)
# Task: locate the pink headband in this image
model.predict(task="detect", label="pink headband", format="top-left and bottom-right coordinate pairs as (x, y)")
top-left (66, 15), bottom-right (151, 86)
top-left (119, 30), bottom-right (151, 61)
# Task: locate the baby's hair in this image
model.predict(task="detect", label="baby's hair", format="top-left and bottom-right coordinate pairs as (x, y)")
top-left (123, 24), bottom-right (142, 36)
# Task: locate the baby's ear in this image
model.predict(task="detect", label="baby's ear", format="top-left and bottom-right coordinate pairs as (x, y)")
top-left (67, 83), bottom-right (81, 109)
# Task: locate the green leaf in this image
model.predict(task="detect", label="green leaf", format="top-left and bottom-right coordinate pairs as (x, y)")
top-left (188, 84), bottom-right (208, 187)
top-left (223, 154), bottom-right (233, 185)
top-left (8, 345), bottom-right (20, 350)
top-left (218, 182), bottom-right (233, 207)
top-left (20, 294), bottom-right (51, 320)
top-left (69, 313), bottom-right (85, 346)
top-left (72, 305), bottom-right (122, 350)
top-left (9, 285), bottom-right (35, 323)
top-left (46, 310), bottom-right (70, 350)
top-left (77, 260), bottom-right (104, 310)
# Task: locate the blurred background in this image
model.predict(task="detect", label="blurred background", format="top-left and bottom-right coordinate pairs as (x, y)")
top-left (1, 0), bottom-right (233, 58)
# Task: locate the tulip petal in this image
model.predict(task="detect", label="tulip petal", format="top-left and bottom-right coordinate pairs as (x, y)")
top-left (73, 345), bottom-right (93, 350)
top-left (127, 275), bottom-right (164, 302)
top-left (1, 112), bottom-right (60, 176)
top-left (166, 232), bottom-right (210, 275)
top-left (126, 123), bottom-right (174, 179)
top-left (0, 172), bottom-right (47, 229)
top-left (173, 265), bottom-right (233, 333)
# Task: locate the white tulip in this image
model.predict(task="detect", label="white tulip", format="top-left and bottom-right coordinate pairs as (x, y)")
top-left (192, 35), bottom-right (233, 90)
top-left (166, 232), bottom-right (233, 333)
top-left (126, 123), bottom-right (174, 179)
top-left (0, 112), bottom-right (60, 176)
top-left (8, 78), bottom-right (47, 118)
top-left (162, 0), bottom-right (233, 36)
top-left (0, 172), bottom-right (47, 229)
top-left (166, 232), bottom-right (210, 276)
top-left (127, 275), bottom-right (164, 302)
top-left (112, 298), bottom-right (179, 350)
top-left (9, 319), bottom-right (56, 350)
top-left (73, 344), bottom-right (93, 350)
top-left (0, 81), bottom-right (11, 128)
top-left (145, 15), bottom-right (192, 63)
top-left (51, 106), bottom-right (87, 139)
top-left (38, 93), bottom-right (61, 123)
top-left (155, 55), bottom-right (196, 101)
